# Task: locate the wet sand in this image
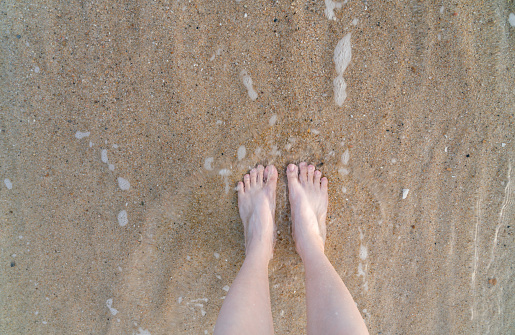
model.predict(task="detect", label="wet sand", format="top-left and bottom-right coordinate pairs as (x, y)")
top-left (1, 1), bottom-right (514, 334)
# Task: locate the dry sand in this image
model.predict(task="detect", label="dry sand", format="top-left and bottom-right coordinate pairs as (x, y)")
top-left (1, 0), bottom-right (514, 334)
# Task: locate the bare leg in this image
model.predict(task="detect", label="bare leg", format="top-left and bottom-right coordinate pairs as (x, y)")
top-left (287, 162), bottom-right (369, 335)
top-left (214, 165), bottom-right (277, 335)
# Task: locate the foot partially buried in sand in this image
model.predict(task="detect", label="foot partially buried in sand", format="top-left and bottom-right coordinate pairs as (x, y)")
top-left (237, 165), bottom-right (278, 260)
top-left (287, 162), bottom-right (328, 259)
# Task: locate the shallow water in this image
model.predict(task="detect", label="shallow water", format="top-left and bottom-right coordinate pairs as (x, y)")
top-left (1, 1), bottom-right (514, 334)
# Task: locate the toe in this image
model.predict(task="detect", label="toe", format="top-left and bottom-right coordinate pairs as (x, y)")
top-left (299, 162), bottom-right (308, 183)
top-left (244, 174), bottom-right (251, 189)
top-left (264, 165), bottom-right (278, 186)
top-left (250, 168), bottom-right (257, 186)
top-left (321, 177), bottom-right (328, 192)
top-left (314, 170), bottom-right (322, 188)
top-left (307, 164), bottom-right (315, 183)
top-left (286, 164), bottom-right (299, 183)
top-left (257, 165), bottom-right (264, 187)
top-left (237, 181), bottom-right (245, 194)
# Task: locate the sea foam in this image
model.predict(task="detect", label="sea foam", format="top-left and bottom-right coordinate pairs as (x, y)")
top-left (75, 131), bottom-right (90, 139)
top-left (333, 33), bottom-right (352, 106)
top-left (324, 0), bottom-right (345, 21)
top-left (240, 70), bottom-right (258, 101)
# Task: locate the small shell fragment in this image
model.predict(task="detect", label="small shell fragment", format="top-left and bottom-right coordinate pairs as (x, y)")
top-left (402, 189), bottom-right (409, 199)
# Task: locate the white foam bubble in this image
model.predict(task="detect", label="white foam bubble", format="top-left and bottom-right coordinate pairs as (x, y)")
top-left (359, 245), bottom-right (368, 260)
top-left (333, 77), bottom-right (347, 106)
top-left (117, 210), bottom-right (128, 226)
top-left (237, 145), bottom-right (246, 161)
top-left (219, 169), bottom-right (232, 194)
top-left (510, 13), bottom-right (515, 27)
top-left (34, 66), bottom-right (40, 73)
top-left (204, 157), bottom-right (214, 170)
top-left (134, 327), bottom-right (152, 335)
top-left (334, 33), bottom-right (352, 75)
top-left (357, 262), bottom-right (366, 276)
top-left (334, 77), bottom-right (347, 106)
top-left (219, 169), bottom-right (232, 177)
top-left (324, 0), bottom-right (345, 21)
top-left (222, 285), bottom-right (230, 292)
top-left (402, 188), bottom-right (409, 199)
top-left (106, 298), bottom-right (118, 315)
top-left (338, 168), bottom-right (350, 176)
top-left (89, 141), bottom-right (93, 147)
top-left (341, 149), bottom-right (350, 165)
top-left (341, 186), bottom-right (347, 193)
top-left (269, 114), bottom-right (277, 126)
top-left (214, 252), bottom-right (220, 259)
top-left (4, 178), bottom-right (12, 190)
top-left (75, 131), bottom-right (90, 139)
top-left (351, 18), bottom-right (358, 26)
top-left (101, 149), bottom-right (109, 163)
top-left (240, 70), bottom-right (258, 101)
top-left (332, 33), bottom-right (352, 106)
top-left (210, 47), bottom-right (223, 61)
top-left (117, 177), bottom-right (130, 190)
top-left (440, 6), bottom-right (444, 14)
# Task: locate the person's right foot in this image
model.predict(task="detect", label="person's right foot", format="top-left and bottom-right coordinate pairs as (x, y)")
top-left (237, 165), bottom-right (278, 260)
top-left (286, 162), bottom-right (328, 259)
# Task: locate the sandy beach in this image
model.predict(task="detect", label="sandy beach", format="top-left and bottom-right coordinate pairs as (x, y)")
top-left (1, 1), bottom-right (514, 334)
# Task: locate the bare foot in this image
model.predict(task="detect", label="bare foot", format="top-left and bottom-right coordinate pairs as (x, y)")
top-left (287, 162), bottom-right (328, 259)
top-left (237, 165), bottom-right (278, 260)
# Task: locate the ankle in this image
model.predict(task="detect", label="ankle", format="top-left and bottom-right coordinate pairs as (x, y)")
top-left (297, 241), bottom-right (325, 262)
top-left (245, 246), bottom-right (272, 264)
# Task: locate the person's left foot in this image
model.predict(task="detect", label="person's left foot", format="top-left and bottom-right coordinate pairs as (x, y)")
top-left (237, 165), bottom-right (278, 259)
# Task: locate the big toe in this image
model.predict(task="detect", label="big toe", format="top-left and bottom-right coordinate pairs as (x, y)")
top-left (286, 164), bottom-right (299, 188)
top-left (287, 164), bottom-right (299, 183)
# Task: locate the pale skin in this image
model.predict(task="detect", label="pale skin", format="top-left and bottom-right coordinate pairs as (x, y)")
top-left (214, 163), bottom-right (369, 335)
